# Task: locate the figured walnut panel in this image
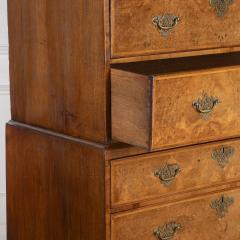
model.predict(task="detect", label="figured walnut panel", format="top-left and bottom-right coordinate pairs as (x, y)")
top-left (111, 138), bottom-right (240, 207)
top-left (151, 67), bottom-right (240, 149)
top-left (111, 0), bottom-right (240, 58)
top-left (112, 188), bottom-right (240, 240)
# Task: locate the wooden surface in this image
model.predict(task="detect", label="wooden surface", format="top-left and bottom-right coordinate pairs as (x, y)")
top-left (112, 52), bottom-right (240, 75)
top-left (111, 138), bottom-right (240, 208)
top-left (7, 1), bottom-right (240, 239)
top-left (8, 0), bottom-right (110, 143)
top-left (111, 69), bottom-right (152, 148)
top-left (112, 65), bottom-right (240, 150)
top-left (151, 66), bottom-right (240, 149)
top-left (110, 47), bottom-right (240, 64)
top-left (111, 0), bottom-right (240, 59)
top-left (105, 142), bottom-right (148, 160)
top-left (6, 122), bottom-right (108, 240)
top-left (112, 188), bottom-right (240, 240)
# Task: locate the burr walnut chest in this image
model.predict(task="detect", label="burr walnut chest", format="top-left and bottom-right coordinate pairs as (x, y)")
top-left (7, 0), bottom-right (240, 240)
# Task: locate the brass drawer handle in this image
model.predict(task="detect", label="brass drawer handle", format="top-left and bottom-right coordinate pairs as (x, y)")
top-left (153, 13), bottom-right (180, 37)
top-left (210, 194), bottom-right (234, 218)
top-left (154, 164), bottom-right (181, 187)
top-left (193, 92), bottom-right (220, 120)
top-left (154, 222), bottom-right (181, 240)
top-left (210, 0), bottom-right (234, 17)
top-left (212, 145), bottom-right (235, 168)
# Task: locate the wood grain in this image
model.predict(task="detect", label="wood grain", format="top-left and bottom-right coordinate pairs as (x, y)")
top-left (112, 188), bottom-right (240, 240)
top-left (110, 181), bottom-right (240, 213)
top-left (112, 65), bottom-right (240, 150)
top-left (7, 0), bottom-right (240, 239)
top-left (111, 69), bottom-right (152, 148)
top-left (111, 0), bottom-right (240, 59)
top-left (112, 52), bottom-right (240, 76)
top-left (111, 138), bottom-right (240, 208)
top-left (105, 142), bottom-right (148, 160)
top-left (8, 0), bottom-right (110, 143)
top-left (110, 47), bottom-right (240, 64)
top-left (151, 66), bottom-right (240, 149)
top-left (6, 122), bottom-right (108, 240)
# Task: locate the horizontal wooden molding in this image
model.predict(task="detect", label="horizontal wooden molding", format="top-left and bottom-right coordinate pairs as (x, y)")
top-left (0, 44), bottom-right (8, 55)
top-left (0, 84), bottom-right (10, 95)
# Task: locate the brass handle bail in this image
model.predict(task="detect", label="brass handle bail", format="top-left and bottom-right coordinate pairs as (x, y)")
top-left (193, 92), bottom-right (220, 120)
top-left (154, 164), bottom-right (181, 187)
top-left (153, 13), bottom-right (180, 37)
top-left (154, 222), bottom-right (181, 240)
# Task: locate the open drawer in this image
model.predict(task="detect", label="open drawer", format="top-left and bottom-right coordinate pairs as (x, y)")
top-left (111, 65), bottom-right (240, 150)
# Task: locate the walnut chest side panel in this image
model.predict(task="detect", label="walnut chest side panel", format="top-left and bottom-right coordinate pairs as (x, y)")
top-left (8, 0), bottom-right (110, 143)
top-left (6, 122), bottom-right (109, 240)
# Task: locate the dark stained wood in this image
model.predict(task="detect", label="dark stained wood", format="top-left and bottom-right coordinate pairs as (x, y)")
top-left (112, 65), bottom-right (240, 150)
top-left (111, 0), bottom-right (240, 59)
top-left (6, 122), bottom-right (108, 240)
top-left (7, 0), bottom-right (110, 143)
top-left (112, 188), bottom-right (240, 240)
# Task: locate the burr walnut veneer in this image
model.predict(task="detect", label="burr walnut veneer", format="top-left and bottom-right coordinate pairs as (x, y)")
top-left (111, 0), bottom-right (240, 59)
top-left (112, 66), bottom-right (240, 150)
top-left (7, 0), bottom-right (240, 240)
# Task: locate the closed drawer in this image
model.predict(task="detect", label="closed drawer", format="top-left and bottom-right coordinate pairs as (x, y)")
top-left (111, 0), bottom-right (240, 59)
top-left (111, 139), bottom-right (240, 208)
top-left (111, 66), bottom-right (240, 150)
top-left (111, 188), bottom-right (240, 240)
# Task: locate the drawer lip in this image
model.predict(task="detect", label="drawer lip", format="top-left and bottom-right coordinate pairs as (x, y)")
top-left (151, 65), bottom-right (240, 79)
top-left (110, 179), bottom-right (240, 212)
top-left (110, 138), bottom-right (240, 210)
top-left (111, 186), bottom-right (240, 240)
top-left (110, 46), bottom-right (240, 64)
top-left (111, 185), bottom-right (240, 218)
top-left (111, 65), bottom-right (240, 150)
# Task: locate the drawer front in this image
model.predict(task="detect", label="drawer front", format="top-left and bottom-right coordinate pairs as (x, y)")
top-left (112, 66), bottom-right (240, 150)
top-left (111, 0), bottom-right (240, 58)
top-left (111, 139), bottom-right (240, 207)
top-left (151, 67), bottom-right (240, 149)
top-left (111, 188), bottom-right (240, 240)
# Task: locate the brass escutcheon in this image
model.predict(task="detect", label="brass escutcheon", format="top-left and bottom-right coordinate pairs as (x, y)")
top-left (210, 194), bottom-right (234, 218)
top-left (210, 0), bottom-right (234, 17)
top-left (212, 145), bottom-right (235, 168)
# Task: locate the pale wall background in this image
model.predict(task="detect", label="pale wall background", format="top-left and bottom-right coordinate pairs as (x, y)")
top-left (0, 0), bottom-right (10, 239)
